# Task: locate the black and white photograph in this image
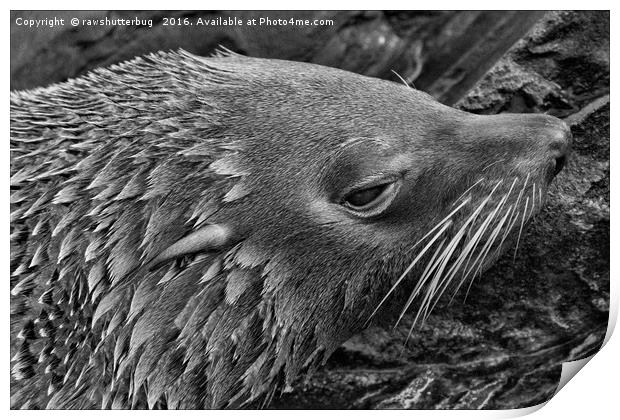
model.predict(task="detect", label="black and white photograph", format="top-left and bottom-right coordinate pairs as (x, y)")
top-left (9, 8), bottom-right (612, 412)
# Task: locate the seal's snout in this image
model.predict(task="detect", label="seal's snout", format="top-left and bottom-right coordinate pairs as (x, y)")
top-left (539, 116), bottom-right (572, 178)
top-left (464, 113), bottom-right (572, 179)
top-left (553, 153), bottom-right (567, 177)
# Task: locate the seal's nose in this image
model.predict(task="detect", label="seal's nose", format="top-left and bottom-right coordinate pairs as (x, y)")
top-left (554, 154), bottom-right (567, 177)
top-left (545, 119), bottom-right (572, 178)
top-left (460, 112), bottom-right (572, 181)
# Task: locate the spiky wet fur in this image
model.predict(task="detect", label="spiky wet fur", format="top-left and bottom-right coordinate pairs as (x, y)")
top-left (10, 49), bottom-right (567, 409)
top-left (10, 49), bottom-right (400, 409)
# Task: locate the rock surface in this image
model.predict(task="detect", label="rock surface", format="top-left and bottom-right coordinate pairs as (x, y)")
top-left (10, 10), bottom-right (609, 409)
top-left (11, 10), bottom-right (540, 104)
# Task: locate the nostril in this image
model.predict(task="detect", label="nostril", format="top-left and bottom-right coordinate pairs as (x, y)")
top-left (546, 120), bottom-right (571, 178)
top-left (554, 155), bottom-right (566, 176)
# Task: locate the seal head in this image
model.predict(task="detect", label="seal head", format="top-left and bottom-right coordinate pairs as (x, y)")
top-left (10, 50), bottom-right (571, 409)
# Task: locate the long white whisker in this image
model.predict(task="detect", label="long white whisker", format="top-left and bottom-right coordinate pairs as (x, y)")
top-left (513, 175), bottom-right (528, 214)
top-left (370, 198), bottom-right (473, 319)
top-left (368, 220), bottom-right (453, 322)
top-left (506, 177), bottom-right (519, 198)
top-left (452, 178), bottom-right (484, 207)
top-left (434, 229), bottom-right (481, 308)
top-left (538, 185), bottom-right (543, 207)
top-left (523, 172), bottom-right (531, 190)
top-left (418, 173), bottom-right (541, 320)
top-left (472, 202), bottom-right (512, 281)
top-left (458, 180), bottom-right (504, 280)
top-left (371, 198), bottom-right (464, 326)
top-left (415, 198), bottom-right (470, 249)
top-left (391, 69), bottom-right (412, 89)
top-left (492, 178), bottom-right (517, 220)
top-left (394, 220), bottom-right (452, 293)
top-left (462, 212), bottom-right (509, 302)
top-left (460, 193), bottom-right (507, 283)
top-left (416, 228), bottom-right (466, 323)
top-left (484, 176), bottom-right (517, 259)
top-left (447, 199), bottom-right (510, 309)
top-left (465, 206), bottom-right (509, 302)
top-left (495, 204), bottom-right (515, 256)
top-left (406, 231), bottom-right (470, 339)
top-left (529, 182), bottom-right (537, 220)
top-left (504, 209), bottom-right (520, 240)
top-left (397, 239), bottom-right (447, 327)
top-left (498, 175), bottom-right (528, 252)
top-left (513, 197), bottom-right (530, 260)
top-left (481, 159), bottom-right (505, 172)
top-left (422, 191), bottom-right (501, 315)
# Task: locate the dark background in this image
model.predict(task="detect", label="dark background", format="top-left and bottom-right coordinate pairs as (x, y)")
top-left (10, 10), bottom-right (610, 409)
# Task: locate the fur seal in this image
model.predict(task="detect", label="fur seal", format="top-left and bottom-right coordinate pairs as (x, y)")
top-left (10, 49), bottom-right (571, 409)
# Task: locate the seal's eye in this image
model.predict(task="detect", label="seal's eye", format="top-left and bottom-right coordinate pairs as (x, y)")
top-left (345, 185), bottom-right (387, 207)
top-left (342, 180), bottom-right (400, 217)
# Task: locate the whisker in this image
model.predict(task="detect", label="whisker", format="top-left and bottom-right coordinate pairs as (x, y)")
top-left (529, 182), bottom-right (537, 220)
top-left (495, 204), bottom-right (515, 256)
top-left (398, 171), bottom-right (547, 335)
top-left (508, 174), bottom-right (530, 260)
top-left (405, 241), bottom-right (452, 339)
top-left (391, 69), bottom-right (413, 90)
top-left (396, 238), bottom-right (446, 328)
top-left (490, 176), bottom-right (518, 258)
top-left (513, 197), bottom-right (530, 261)
top-left (498, 175), bottom-right (527, 251)
top-left (378, 171), bottom-right (546, 334)
top-left (469, 201), bottom-right (512, 288)
top-left (417, 198), bottom-right (470, 249)
top-left (417, 227), bottom-right (467, 321)
top-left (420, 191), bottom-right (501, 317)
top-left (538, 185), bottom-right (543, 207)
top-left (449, 237), bottom-right (486, 305)
top-left (506, 176), bottom-right (519, 197)
top-left (505, 209), bottom-right (520, 239)
top-left (471, 201), bottom-right (512, 281)
top-left (513, 175), bottom-right (528, 211)
top-left (493, 177), bottom-right (518, 219)
top-left (458, 181), bottom-right (504, 285)
top-left (406, 228), bottom-right (473, 339)
top-left (523, 172), bottom-right (531, 187)
top-left (481, 159), bottom-right (505, 172)
top-left (460, 192), bottom-right (508, 285)
top-left (367, 220), bottom-right (453, 322)
top-left (462, 207), bottom-right (511, 302)
top-left (432, 228), bottom-right (480, 308)
top-left (408, 181), bottom-right (502, 328)
top-left (452, 178), bottom-right (484, 207)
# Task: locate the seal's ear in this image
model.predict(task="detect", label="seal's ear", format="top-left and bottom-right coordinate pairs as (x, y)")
top-left (148, 224), bottom-right (232, 269)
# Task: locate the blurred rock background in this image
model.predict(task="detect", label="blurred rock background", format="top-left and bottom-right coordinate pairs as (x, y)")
top-left (10, 10), bottom-right (609, 409)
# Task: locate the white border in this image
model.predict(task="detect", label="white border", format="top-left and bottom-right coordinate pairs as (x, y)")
top-left (4, 3), bottom-right (617, 419)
